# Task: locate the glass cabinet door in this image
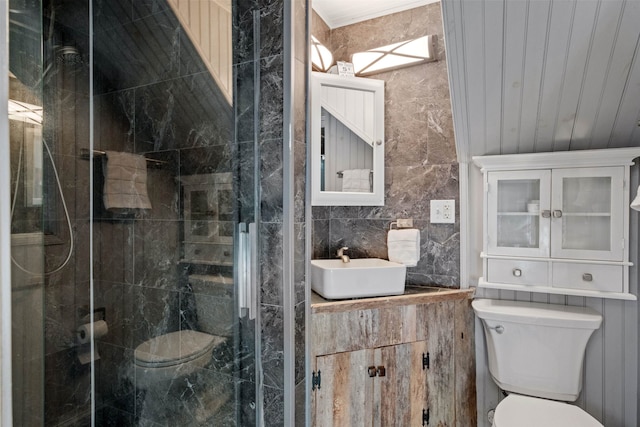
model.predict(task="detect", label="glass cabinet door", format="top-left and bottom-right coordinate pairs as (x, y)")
top-left (487, 170), bottom-right (551, 257)
top-left (550, 167), bottom-right (624, 261)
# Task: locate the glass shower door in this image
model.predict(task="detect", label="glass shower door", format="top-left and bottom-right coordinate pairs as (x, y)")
top-left (6, 0), bottom-right (260, 425)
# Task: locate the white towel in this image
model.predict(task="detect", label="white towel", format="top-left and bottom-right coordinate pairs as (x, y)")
top-left (387, 228), bottom-right (420, 267)
top-left (103, 151), bottom-right (152, 210)
top-left (341, 169), bottom-right (371, 192)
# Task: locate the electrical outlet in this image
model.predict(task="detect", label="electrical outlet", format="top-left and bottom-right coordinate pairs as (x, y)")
top-left (396, 218), bottom-right (414, 228)
top-left (430, 200), bottom-right (455, 224)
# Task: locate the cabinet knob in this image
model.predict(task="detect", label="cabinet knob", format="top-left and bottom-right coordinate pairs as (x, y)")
top-left (582, 273), bottom-right (593, 282)
top-left (553, 210), bottom-right (563, 218)
top-left (367, 366), bottom-right (377, 377)
top-left (541, 210), bottom-right (551, 218)
top-left (376, 366), bottom-right (386, 377)
top-left (512, 268), bottom-right (522, 277)
top-left (489, 325), bottom-right (505, 334)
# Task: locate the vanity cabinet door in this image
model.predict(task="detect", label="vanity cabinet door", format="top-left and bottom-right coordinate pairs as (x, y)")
top-left (550, 167), bottom-right (624, 261)
top-left (313, 349), bottom-right (375, 427)
top-left (374, 341), bottom-right (429, 426)
top-left (487, 170), bottom-right (551, 258)
top-left (313, 341), bottom-right (454, 427)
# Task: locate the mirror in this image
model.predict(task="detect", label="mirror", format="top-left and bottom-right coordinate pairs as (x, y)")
top-left (311, 72), bottom-right (385, 206)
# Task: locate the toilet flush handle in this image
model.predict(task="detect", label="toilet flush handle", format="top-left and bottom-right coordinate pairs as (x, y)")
top-left (488, 325), bottom-right (505, 334)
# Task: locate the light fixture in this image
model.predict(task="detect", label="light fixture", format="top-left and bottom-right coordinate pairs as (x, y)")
top-left (311, 35), bottom-right (334, 72)
top-left (351, 34), bottom-right (437, 76)
top-left (8, 99), bottom-right (43, 125)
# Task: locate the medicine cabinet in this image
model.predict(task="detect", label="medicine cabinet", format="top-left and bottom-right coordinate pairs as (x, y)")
top-left (311, 72), bottom-right (385, 206)
top-left (473, 148), bottom-right (640, 300)
top-left (179, 173), bottom-right (233, 265)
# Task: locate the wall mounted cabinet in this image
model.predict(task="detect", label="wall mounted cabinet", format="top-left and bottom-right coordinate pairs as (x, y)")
top-left (178, 173), bottom-right (233, 265)
top-left (311, 72), bottom-right (385, 206)
top-left (474, 148), bottom-right (640, 300)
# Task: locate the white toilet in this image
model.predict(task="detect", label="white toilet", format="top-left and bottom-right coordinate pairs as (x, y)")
top-left (134, 274), bottom-right (233, 389)
top-left (473, 299), bottom-right (604, 427)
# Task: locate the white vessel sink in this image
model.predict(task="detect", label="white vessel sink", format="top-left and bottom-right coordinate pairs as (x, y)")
top-left (311, 258), bottom-right (407, 299)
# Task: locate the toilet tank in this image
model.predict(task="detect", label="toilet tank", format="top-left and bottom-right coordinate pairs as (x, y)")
top-left (188, 274), bottom-right (234, 337)
top-left (472, 299), bottom-right (602, 402)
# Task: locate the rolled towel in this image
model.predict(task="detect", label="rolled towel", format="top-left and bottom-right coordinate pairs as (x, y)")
top-left (387, 228), bottom-right (420, 267)
top-left (103, 151), bottom-right (152, 210)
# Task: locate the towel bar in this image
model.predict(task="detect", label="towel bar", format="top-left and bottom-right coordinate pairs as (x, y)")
top-left (79, 148), bottom-right (166, 166)
top-left (336, 170), bottom-right (373, 178)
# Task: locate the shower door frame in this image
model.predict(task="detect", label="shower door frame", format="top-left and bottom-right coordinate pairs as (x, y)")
top-left (1, 1), bottom-right (15, 426)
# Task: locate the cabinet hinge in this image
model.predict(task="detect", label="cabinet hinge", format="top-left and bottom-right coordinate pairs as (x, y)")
top-left (422, 352), bottom-right (430, 370)
top-left (622, 238), bottom-right (626, 250)
top-left (312, 370), bottom-right (321, 391)
top-left (422, 408), bottom-right (430, 426)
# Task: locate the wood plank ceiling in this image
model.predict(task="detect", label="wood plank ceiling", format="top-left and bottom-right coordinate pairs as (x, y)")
top-left (441, 0), bottom-right (640, 162)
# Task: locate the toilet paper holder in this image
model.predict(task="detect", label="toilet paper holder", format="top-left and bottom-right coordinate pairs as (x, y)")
top-left (77, 306), bottom-right (106, 324)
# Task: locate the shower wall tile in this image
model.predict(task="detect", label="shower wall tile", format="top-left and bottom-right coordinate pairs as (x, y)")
top-left (294, 300), bottom-right (305, 384)
top-left (260, 55), bottom-right (284, 141)
top-left (127, 285), bottom-right (180, 346)
top-left (260, 222), bottom-right (284, 305)
top-left (179, 145), bottom-right (232, 177)
top-left (95, 343), bottom-right (135, 414)
top-left (260, 138), bottom-right (284, 223)
top-left (263, 385), bottom-right (285, 425)
top-left (261, 304), bottom-right (284, 390)
top-left (136, 366), bottom-right (236, 425)
top-left (258, 0), bottom-right (284, 59)
top-left (93, 89), bottom-right (135, 153)
top-left (133, 73), bottom-right (230, 152)
top-left (93, 0), bottom-right (134, 34)
top-left (132, 0), bottom-right (171, 21)
top-left (233, 0), bottom-right (258, 65)
top-left (93, 9), bottom-right (182, 94)
top-left (132, 219), bottom-right (180, 289)
top-left (235, 61), bottom-right (257, 143)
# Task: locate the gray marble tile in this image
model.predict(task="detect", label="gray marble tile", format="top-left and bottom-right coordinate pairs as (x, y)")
top-left (263, 384), bottom-right (285, 425)
top-left (261, 304), bottom-right (284, 390)
top-left (132, 220), bottom-right (180, 289)
top-left (260, 55), bottom-right (284, 141)
top-left (260, 138), bottom-right (284, 224)
top-left (260, 222), bottom-right (284, 305)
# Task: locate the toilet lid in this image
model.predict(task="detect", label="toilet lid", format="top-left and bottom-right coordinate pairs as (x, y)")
top-left (494, 395), bottom-right (603, 427)
top-left (134, 330), bottom-right (223, 368)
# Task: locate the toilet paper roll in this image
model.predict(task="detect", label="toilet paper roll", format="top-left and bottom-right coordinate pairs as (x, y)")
top-left (77, 320), bottom-right (108, 344)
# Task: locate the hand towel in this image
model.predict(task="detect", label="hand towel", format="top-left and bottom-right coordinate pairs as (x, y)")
top-left (387, 228), bottom-right (420, 267)
top-left (103, 151), bottom-right (152, 210)
top-left (341, 169), bottom-right (371, 192)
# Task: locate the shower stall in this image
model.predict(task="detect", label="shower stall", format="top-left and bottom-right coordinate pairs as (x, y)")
top-left (2, 0), bottom-right (280, 424)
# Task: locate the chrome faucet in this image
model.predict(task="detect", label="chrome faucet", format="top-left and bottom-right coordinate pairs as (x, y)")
top-left (337, 246), bottom-right (350, 263)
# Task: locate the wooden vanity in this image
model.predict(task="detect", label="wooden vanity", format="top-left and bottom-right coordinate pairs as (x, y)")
top-left (311, 287), bottom-right (477, 427)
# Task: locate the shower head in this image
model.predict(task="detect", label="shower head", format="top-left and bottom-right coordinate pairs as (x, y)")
top-left (54, 45), bottom-right (82, 65)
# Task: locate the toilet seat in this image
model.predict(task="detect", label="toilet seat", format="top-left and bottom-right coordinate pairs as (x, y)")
top-left (134, 330), bottom-right (224, 368)
top-left (494, 395), bottom-right (603, 427)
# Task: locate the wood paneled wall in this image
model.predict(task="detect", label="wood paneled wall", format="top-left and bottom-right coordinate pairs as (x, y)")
top-left (167, 0), bottom-right (232, 103)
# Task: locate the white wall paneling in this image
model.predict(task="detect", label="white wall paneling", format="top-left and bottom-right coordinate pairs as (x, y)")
top-left (167, 0), bottom-right (232, 103)
top-left (442, 0), bottom-right (640, 160)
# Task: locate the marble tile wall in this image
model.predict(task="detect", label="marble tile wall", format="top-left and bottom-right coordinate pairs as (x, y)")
top-left (235, 0), bottom-right (308, 423)
top-left (311, 3), bottom-right (460, 288)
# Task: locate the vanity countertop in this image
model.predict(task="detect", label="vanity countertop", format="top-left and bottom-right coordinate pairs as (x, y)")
top-left (311, 286), bottom-right (475, 314)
